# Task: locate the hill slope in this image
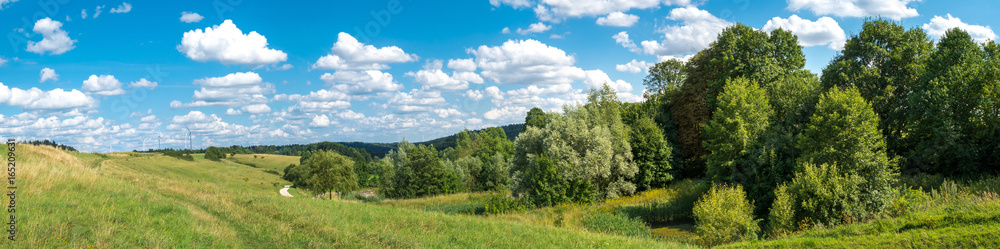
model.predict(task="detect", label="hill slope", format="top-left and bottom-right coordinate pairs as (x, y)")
top-left (3, 144), bottom-right (687, 248)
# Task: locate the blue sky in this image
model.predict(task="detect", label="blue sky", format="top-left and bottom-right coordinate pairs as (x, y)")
top-left (0, 0), bottom-right (997, 152)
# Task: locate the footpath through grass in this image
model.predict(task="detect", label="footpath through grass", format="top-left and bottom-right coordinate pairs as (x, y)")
top-left (2, 145), bottom-right (689, 248)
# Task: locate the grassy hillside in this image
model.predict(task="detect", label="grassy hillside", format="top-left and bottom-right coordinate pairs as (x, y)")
top-left (2, 144), bottom-right (689, 248)
top-left (338, 123), bottom-right (526, 157)
top-left (227, 153), bottom-right (300, 173)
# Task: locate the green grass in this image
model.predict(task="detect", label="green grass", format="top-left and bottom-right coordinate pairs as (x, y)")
top-left (1, 145), bottom-right (689, 248)
top-left (227, 154), bottom-right (300, 173)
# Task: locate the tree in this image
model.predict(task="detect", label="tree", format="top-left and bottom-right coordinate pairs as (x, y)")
top-left (525, 107), bottom-right (548, 129)
top-left (380, 141), bottom-right (460, 198)
top-left (692, 184), bottom-right (760, 246)
top-left (511, 84), bottom-right (638, 204)
top-left (630, 116), bottom-right (674, 191)
top-left (204, 146), bottom-right (226, 161)
top-left (906, 28), bottom-right (992, 175)
top-left (797, 87), bottom-right (897, 219)
top-left (821, 19), bottom-right (933, 160)
top-left (644, 59), bottom-right (686, 95)
top-left (672, 25), bottom-right (805, 177)
top-left (305, 151), bottom-right (359, 197)
top-left (703, 77), bottom-right (773, 182)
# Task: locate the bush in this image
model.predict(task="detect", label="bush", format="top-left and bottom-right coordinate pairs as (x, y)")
top-left (788, 163), bottom-right (862, 226)
top-left (163, 150), bottom-right (194, 161)
top-left (692, 183), bottom-right (760, 246)
top-left (483, 194), bottom-right (530, 215)
top-left (264, 170), bottom-right (281, 176)
top-left (582, 211), bottom-right (652, 238)
top-left (767, 184), bottom-right (795, 238)
top-left (205, 146), bottom-right (226, 161)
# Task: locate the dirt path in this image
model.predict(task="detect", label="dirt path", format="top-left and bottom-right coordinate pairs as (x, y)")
top-left (280, 185), bottom-right (293, 197)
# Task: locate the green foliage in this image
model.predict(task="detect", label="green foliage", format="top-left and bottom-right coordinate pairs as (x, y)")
top-left (767, 184), bottom-right (795, 238)
top-left (644, 59), bottom-right (687, 95)
top-left (380, 141), bottom-right (461, 199)
top-left (703, 77), bottom-right (773, 182)
top-left (672, 25), bottom-right (805, 177)
top-left (787, 163), bottom-right (862, 227)
top-left (511, 84), bottom-right (638, 205)
top-left (798, 87), bottom-right (898, 218)
top-left (616, 179), bottom-right (711, 223)
top-left (525, 107), bottom-right (549, 129)
top-left (630, 116), bottom-right (674, 191)
top-left (582, 211), bottom-right (653, 238)
top-left (204, 146), bottom-right (226, 161)
top-left (821, 19), bottom-right (934, 160)
top-left (482, 194), bottom-right (531, 215)
top-left (303, 151), bottom-right (359, 195)
top-left (692, 183), bottom-right (760, 246)
top-left (162, 150), bottom-right (194, 161)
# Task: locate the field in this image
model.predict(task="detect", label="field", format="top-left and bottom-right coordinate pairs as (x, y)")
top-left (5, 144), bottom-right (998, 248)
top-left (2, 144), bottom-right (690, 248)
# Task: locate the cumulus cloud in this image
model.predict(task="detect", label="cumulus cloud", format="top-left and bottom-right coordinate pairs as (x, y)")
top-left (384, 89), bottom-right (447, 113)
top-left (447, 58), bottom-right (477, 71)
top-left (82, 75), bottom-right (127, 96)
top-left (110, 2), bottom-right (131, 13)
top-left (616, 59), bottom-right (653, 73)
top-left (517, 22), bottom-right (551, 35)
top-left (763, 15), bottom-right (846, 50)
top-left (494, 0), bottom-right (690, 22)
top-left (786, 0), bottom-right (919, 20)
top-left (128, 78), bottom-right (157, 89)
top-left (433, 108), bottom-right (463, 118)
top-left (173, 71), bottom-right (272, 108)
top-left (639, 7), bottom-right (732, 57)
top-left (180, 12), bottom-right (204, 23)
top-left (178, 20), bottom-right (288, 65)
top-left (614, 31), bottom-right (641, 53)
top-left (596, 11), bottom-right (639, 27)
top-left (26, 18), bottom-right (77, 55)
top-left (40, 68), bottom-right (59, 83)
top-left (0, 57), bottom-right (6, 67)
top-left (0, 82), bottom-right (98, 112)
top-left (320, 70), bottom-right (403, 94)
top-left (484, 106), bottom-right (528, 120)
top-left (0, 0), bottom-right (17, 9)
top-left (470, 39), bottom-right (586, 85)
top-left (406, 60), bottom-right (484, 91)
top-left (273, 89), bottom-right (352, 112)
top-left (242, 103), bottom-right (271, 114)
top-left (923, 14), bottom-right (998, 43)
top-left (310, 114), bottom-right (333, 127)
top-left (312, 32), bottom-right (418, 70)
top-left (338, 110), bottom-right (365, 120)
top-left (226, 108), bottom-right (242, 115)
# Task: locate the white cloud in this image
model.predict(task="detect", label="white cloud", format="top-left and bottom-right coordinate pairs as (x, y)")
top-left (174, 72), bottom-right (273, 108)
top-left (470, 39), bottom-right (586, 85)
top-left (82, 75), bottom-right (126, 96)
top-left (194, 71), bottom-right (262, 87)
top-left (81, 9), bottom-right (88, 19)
top-left (320, 70), bottom-right (403, 94)
top-left (406, 60), bottom-right (484, 91)
top-left (384, 89), bottom-right (447, 113)
top-left (514, 0), bottom-right (691, 22)
top-left (517, 22), bottom-right (552, 35)
top-left (490, 0), bottom-right (532, 9)
top-left (312, 32), bottom-right (418, 70)
top-left (447, 58), bottom-right (477, 71)
top-left (180, 12), bottom-right (204, 23)
top-left (40, 68), bottom-right (59, 83)
top-left (110, 2), bottom-right (131, 13)
top-left (616, 59), bottom-right (653, 73)
top-left (310, 114), bottom-right (333, 127)
top-left (763, 15), bottom-right (846, 50)
top-left (463, 89), bottom-right (484, 101)
top-left (226, 108), bottom-right (243, 115)
top-left (786, 0), bottom-right (919, 20)
top-left (0, 0), bottom-right (18, 9)
top-left (923, 14), bottom-right (998, 43)
top-left (128, 78), bottom-right (157, 89)
top-left (274, 89), bottom-right (353, 112)
top-left (93, 5), bottom-right (105, 18)
top-left (614, 31), bottom-right (640, 53)
top-left (178, 19), bottom-right (288, 65)
top-left (0, 57), bottom-right (6, 67)
top-left (484, 106), bottom-right (528, 120)
top-left (338, 110), bottom-right (365, 120)
top-left (596, 11), bottom-right (639, 27)
top-left (502, 27), bottom-right (511, 34)
top-left (0, 82), bottom-right (98, 112)
top-left (433, 108), bottom-right (463, 118)
top-left (242, 104), bottom-right (271, 114)
top-left (26, 18), bottom-right (77, 55)
top-left (638, 7), bottom-right (731, 57)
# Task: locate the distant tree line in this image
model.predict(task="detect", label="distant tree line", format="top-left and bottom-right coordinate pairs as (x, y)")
top-left (23, 140), bottom-right (77, 151)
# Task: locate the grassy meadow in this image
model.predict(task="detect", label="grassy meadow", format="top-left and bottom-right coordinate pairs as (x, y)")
top-left (2, 144), bottom-right (690, 248)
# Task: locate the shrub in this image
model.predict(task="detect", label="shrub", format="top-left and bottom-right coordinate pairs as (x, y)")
top-left (483, 194), bottom-right (530, 215)
top-left (788, 163), bottom-right (862, 226)
top-left (692, 183), bottom-right (760, 246)
top-left (205, 146), bottom-right (226, 161)
top-left (264, 170), bottom-right (281, 176)
top-left (582, 211), bottom-right (652, 238)
top-left (163, 150), bottom-right (194, 161)
top-left (767, 184), bottom-right (795, 238)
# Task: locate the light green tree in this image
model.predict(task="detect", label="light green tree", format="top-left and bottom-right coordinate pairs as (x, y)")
top-left (703, 77), bottom-right (773, 182)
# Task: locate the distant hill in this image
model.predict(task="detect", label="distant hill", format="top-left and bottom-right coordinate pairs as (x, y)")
top-left (337, 123), bottom-right (525, 158)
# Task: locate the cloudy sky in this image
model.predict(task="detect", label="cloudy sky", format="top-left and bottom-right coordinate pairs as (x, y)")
top-left (0, 0), bottom-right (996, 152)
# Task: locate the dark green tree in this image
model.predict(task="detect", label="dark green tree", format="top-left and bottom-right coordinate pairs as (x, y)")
top-left (525, 107), bottom-right (548, 129)
top-left (630, 116), bottom-right (674, 191)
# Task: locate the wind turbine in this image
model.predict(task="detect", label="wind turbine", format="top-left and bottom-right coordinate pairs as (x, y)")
top-left (184, 125), bottom-right (192, 151)
top-left (140, 137), bottom-right (149, 151)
